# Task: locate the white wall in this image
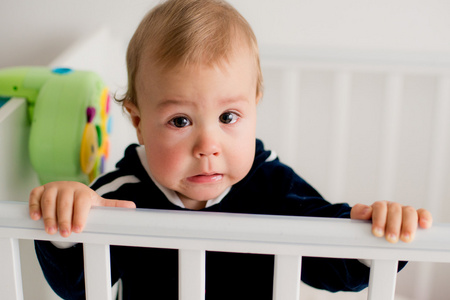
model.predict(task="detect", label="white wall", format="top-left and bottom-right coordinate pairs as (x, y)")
top-left (1, 0), bottom-right (450, 69)
top-left (235, 0), bottom-right (450, 52)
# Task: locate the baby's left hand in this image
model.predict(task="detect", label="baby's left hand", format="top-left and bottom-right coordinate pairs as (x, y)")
top-left (351, 201), bottom-right (433, 243)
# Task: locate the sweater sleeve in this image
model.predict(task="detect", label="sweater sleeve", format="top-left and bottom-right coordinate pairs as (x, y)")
top-left (34, 240), bottom-right (122, 299)
top-left (278, 164), bottom-right (408, 292)
top-left (33, 145), bottom-right (142, 299)
top-left (280, 183), bottom-right (372, 292)
top-left (34, 241), bottom-right (86, 300)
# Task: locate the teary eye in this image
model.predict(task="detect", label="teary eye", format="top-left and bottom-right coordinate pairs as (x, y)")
top-left (219, 112), bottom-right (239, 124)
top-left (170, 116), bottom-right (191, 128)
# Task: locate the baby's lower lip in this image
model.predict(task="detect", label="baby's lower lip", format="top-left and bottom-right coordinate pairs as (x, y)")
top-left (187, 174), bottom-right (223, 183)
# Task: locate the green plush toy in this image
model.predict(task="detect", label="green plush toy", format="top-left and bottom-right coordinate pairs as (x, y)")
top-left (0, 67), bottom-right (111, 184)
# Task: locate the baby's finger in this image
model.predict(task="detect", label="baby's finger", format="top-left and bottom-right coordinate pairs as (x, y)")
top-left (40, 187), bottom-right (59, 235)
top-left (99, 198), bottom-right (137, 209)
top-left (72, 190), bottom-right (95, 234)
top-left (385, 202), bottom-right (402, 243)
top-left (400, 206), bottom-right (418, 243)
top-left (371, 201), bottom-right (388, 237)
top-left (29, 186), bottom-right (44, 220)
top-left (56, 190), bottom-right (75, 237)
top-left (417, 208), bottom-right (433, 229)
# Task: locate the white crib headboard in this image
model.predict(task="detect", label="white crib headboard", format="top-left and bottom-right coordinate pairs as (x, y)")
top-left (257, 47), bottom-right (450, 219)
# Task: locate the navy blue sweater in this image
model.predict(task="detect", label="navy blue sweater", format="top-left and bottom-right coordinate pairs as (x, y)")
top-left (35, 140), bottom-right (397, 299)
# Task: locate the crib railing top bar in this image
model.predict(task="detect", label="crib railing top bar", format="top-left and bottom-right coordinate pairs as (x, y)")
top-left (1, 201), bottom-right (450, 261)
top-left (259, 46), bottom-right (450, 70)
top-left (261, 59), bottom-right (450, 77)
top-left (260, 52), bottom-right (450, 75)
top-left (261, 60), bottom-right (450, 76)
top-left (3, 225), bottom-right (450, 264)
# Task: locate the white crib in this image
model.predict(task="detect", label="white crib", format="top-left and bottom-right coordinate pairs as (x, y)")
top-left (1, 28), bottom-right (450, 299)
top-left (1, 200), bottom-right (450, 300)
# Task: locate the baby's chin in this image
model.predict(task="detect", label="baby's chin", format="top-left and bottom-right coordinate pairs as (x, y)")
top-left (177, 188), bottom-right (228, 203)
top-left (177, 192), bottom-right (219, 203)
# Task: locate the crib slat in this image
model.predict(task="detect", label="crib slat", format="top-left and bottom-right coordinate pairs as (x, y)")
top-left (329, 71), bottom-right (352, 203)
top-left (179, 249), bottom-right (205, 300)
top-left (83, 243), bottom-right (112, 300)
top-left (427, 75), bottom-right (450, 216)
top-left (273, 255), bottom-right (301, 300)
top-left (378, 74), bottom-right (403, 200)
top-left (367, 259), bottom-right (397, 300)
top-left (279, 68), bottom-right (301, 160)
top-left (0, 238), bottom-right (24, 300)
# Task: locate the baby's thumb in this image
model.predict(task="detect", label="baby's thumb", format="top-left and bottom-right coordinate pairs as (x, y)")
top-left (95, 197), bottom-right (137, 209)
top-left (350, 204), bottom-right (373, 220)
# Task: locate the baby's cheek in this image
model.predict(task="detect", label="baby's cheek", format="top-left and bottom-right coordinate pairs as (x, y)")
top-left (228, 144), bottom-right (254, 183)
top-left (149, 148), bottom-right (183, 175)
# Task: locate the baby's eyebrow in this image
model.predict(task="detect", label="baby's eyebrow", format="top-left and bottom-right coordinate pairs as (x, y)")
top-left (219, 97), bottom-right (249, 105)
top-left (157, 97), bottom-right (248, 109)
top-left (156, 99), bottom-right (193, 109)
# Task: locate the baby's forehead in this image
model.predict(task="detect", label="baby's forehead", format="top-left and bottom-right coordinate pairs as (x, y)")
top-left (138, 42), bottom-right (256, 80)
top-left (134, 52), bottom-right (259, 108)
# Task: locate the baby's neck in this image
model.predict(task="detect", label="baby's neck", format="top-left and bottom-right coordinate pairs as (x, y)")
top-left (177, 195), bottom-right (208, 210)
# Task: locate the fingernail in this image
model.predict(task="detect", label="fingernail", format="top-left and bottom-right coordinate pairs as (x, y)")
top-left (401, 233), bottom-right (413, 243)
top-left (387, 233), bottom-right (398, 243)
top-left (46, 226), bottom-right (56, 235)
top-left (31, 212), bottom-right (40, 220)
top-left (373, 227), bottom-right (384, 237)
top-left (420, 219), bottom-right (431, 228)
top-left (73, 226), bottom-right (81, 233)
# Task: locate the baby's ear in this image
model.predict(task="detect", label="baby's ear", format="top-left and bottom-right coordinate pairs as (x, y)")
top-left (256, 91), bottom-right (263, 105)
top-left (123, 101), bottom-right (144, 145)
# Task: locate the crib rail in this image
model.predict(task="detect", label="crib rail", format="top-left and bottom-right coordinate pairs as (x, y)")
top-left (1, 201), bottom-right (450, 300)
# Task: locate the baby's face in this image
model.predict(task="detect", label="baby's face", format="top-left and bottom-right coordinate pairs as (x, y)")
top-left (127, 49), bottom-right (261, 209)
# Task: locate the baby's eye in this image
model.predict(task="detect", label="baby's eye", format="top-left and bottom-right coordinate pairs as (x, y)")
top-left (169, 116), bottom-right (191, 128)
top-left (219, 112), bottom-right (239, 124)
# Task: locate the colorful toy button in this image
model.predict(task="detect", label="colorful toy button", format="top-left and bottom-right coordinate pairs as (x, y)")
top-left (51, 67), bottom-right (73, 75)
top-left (78, 87), bottom-right (111, 181)
top-left (80, 107), bottom-right (99, 175)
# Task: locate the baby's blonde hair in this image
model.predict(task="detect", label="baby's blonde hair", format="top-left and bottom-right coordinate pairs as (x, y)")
top-left (117, 0), bottom-right (263, 107)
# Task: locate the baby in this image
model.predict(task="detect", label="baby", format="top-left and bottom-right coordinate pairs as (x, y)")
top-left (30, 0), bottom-right (432, 299)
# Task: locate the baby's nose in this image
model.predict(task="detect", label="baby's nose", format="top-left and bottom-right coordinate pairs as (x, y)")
top-left (193, 131), bottom-right (221, 158)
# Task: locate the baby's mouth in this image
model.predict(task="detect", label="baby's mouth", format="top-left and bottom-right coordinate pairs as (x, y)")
top-left (187, 173), bottom-right (223, 184)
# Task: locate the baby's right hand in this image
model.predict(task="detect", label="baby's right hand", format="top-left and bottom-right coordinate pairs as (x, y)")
top-left (29, 181), bottom-right (136, 237)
